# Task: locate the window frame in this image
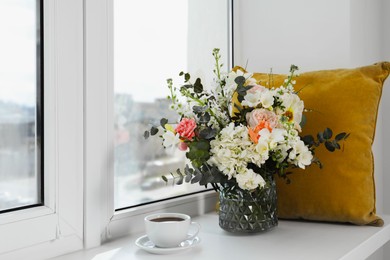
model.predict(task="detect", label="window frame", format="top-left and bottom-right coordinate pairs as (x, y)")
top-left (0, 0), bottom-right (84, 258)
top-left (84, 0), bottom-right (233, 247)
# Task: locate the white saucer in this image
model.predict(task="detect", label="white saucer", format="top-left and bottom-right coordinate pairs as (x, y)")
top-left (135, 235), bottom-right (201, 255)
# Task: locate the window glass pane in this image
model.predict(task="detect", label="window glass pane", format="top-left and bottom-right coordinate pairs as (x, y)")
top-left (114, 0), bottom-right (230, 209)
top-left (0, 0), bottom-right (42, 212)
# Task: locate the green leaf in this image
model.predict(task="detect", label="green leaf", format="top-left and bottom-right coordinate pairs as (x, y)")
top-left (325, 140), bottom-right (335, 152)
top-left (161, 175), bottom-right (168, 182)
top-left (143, 131), bottom-right (150, 139)
top-left (323, 128), bottom-right (333, 139)
top-left (179, 71), bottom-right (184, 76)
top-left (160, 118), bottom-right (168, 128)
top-left (184, 73), bottom-right (190, 82)
top-left (150, 126), bottom-right (159, 135)
top-left (195, 140), bottom-right (210, 150)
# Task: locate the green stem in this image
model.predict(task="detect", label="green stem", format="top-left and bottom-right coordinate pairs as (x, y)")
top-left (212, 49), bottom-right (221, 80)
top-left (167, 78), bottom-right (176, 105)
top-left (283, 65), bottom-right (298, 88)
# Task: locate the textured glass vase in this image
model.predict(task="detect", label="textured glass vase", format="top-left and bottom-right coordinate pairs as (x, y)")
top-left (218, 176), bottom-right (278, 233)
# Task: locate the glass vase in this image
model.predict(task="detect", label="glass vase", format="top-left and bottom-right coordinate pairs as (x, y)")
top-left (218, 175), bottom-right (278, 233)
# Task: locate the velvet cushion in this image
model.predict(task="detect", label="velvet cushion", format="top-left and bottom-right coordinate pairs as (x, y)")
top-left (248, 62), bottom-right (389, 226)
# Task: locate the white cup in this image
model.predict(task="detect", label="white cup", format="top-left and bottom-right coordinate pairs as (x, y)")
top-left (144, 213), bottom-right (200, 248)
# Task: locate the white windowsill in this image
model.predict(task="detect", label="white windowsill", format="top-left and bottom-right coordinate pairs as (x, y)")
top-left (51, 213), bottom-right (390, 260)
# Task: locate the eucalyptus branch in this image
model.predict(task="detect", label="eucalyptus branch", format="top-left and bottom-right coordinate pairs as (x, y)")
top-left (180, 88), bottom-right (224, 128)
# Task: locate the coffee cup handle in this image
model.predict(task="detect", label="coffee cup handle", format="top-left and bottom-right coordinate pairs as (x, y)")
top-left (187, 221), bottom-right (201, 240)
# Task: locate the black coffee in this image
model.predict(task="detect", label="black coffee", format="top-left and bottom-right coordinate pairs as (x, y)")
top-left (150, 217), bottom-right (185, 222)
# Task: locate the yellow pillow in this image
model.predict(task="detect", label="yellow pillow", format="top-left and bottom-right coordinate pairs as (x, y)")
top-left (247, 62), bottom-right (389, 226)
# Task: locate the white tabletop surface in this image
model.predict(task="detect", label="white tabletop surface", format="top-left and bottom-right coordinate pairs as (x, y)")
top-left (52, 213), bottom-right (390, 260)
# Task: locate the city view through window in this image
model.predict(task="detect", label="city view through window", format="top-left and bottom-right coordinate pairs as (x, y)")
top-left (0, 0), bottom-right (42, 212)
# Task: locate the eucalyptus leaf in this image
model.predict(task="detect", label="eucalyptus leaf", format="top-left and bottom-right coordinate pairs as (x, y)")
top-left (302, 135), bottom-right (315, 146)
top-left (325, 140), bottom-right (335, 152)
top-left (184, 164), bottom-right (193, 175)
top-left (161, 175), bottom-right (168, 183)
top-left (160, 118), bottom-right (168, 128)
top-left (191, 172), bottom-right (202, 184)
top-left (317, 132), bottom-right (324, 143)
top-left (194, 78), bottom-right (203, 93)
top-left (300, 114), bottom-right (307, 129)
top-left (332, 140), bottom-right (341, 150)
top-left (193, 106), bottom-right (207, 113)
top-left (150, 126), bottom-right (159, 135)
top-left (176, 176), bottom-right (184, 185)
top-left (234, 76), bottom-right (246, 86)
top-left (185, 172), bottom-right (192, 183)
top-left (335, 132), bottom-right (347, 141)
top-left (199, 128), bottom-right (217, 139)
top-left (323, 128), bottom-right (333, 139)
top-left (236, 85), bottom-right (247, 96)
top-left (199, 113), bottom-right (211, 124)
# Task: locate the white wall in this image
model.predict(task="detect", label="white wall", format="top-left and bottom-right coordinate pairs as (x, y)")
top-left (234, 0), bottom-right (389, 259)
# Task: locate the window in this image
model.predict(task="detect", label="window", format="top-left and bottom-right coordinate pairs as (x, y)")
top-left (0, 0), bottom-right (83, 258)
top-left (113, 0), bottom-right (232, 210)
top-left (84, 0), bottom-right (232, 244)
top-left (0, 0), bottom-right (43, 213)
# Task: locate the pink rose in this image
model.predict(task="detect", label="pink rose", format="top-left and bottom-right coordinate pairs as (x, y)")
top-left (246, 109), bottom-right (278, 129)
top-left (247, 84), bottom-right (267, 94)
top-left (175, 118), bottom-right (197, 140)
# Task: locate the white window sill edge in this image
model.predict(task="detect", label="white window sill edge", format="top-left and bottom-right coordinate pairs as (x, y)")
top-left (52, 213), bottom-right (390, 260)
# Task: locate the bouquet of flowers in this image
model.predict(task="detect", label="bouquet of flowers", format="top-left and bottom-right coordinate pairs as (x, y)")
top-left (144, 48), bottom-right (348, 197)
